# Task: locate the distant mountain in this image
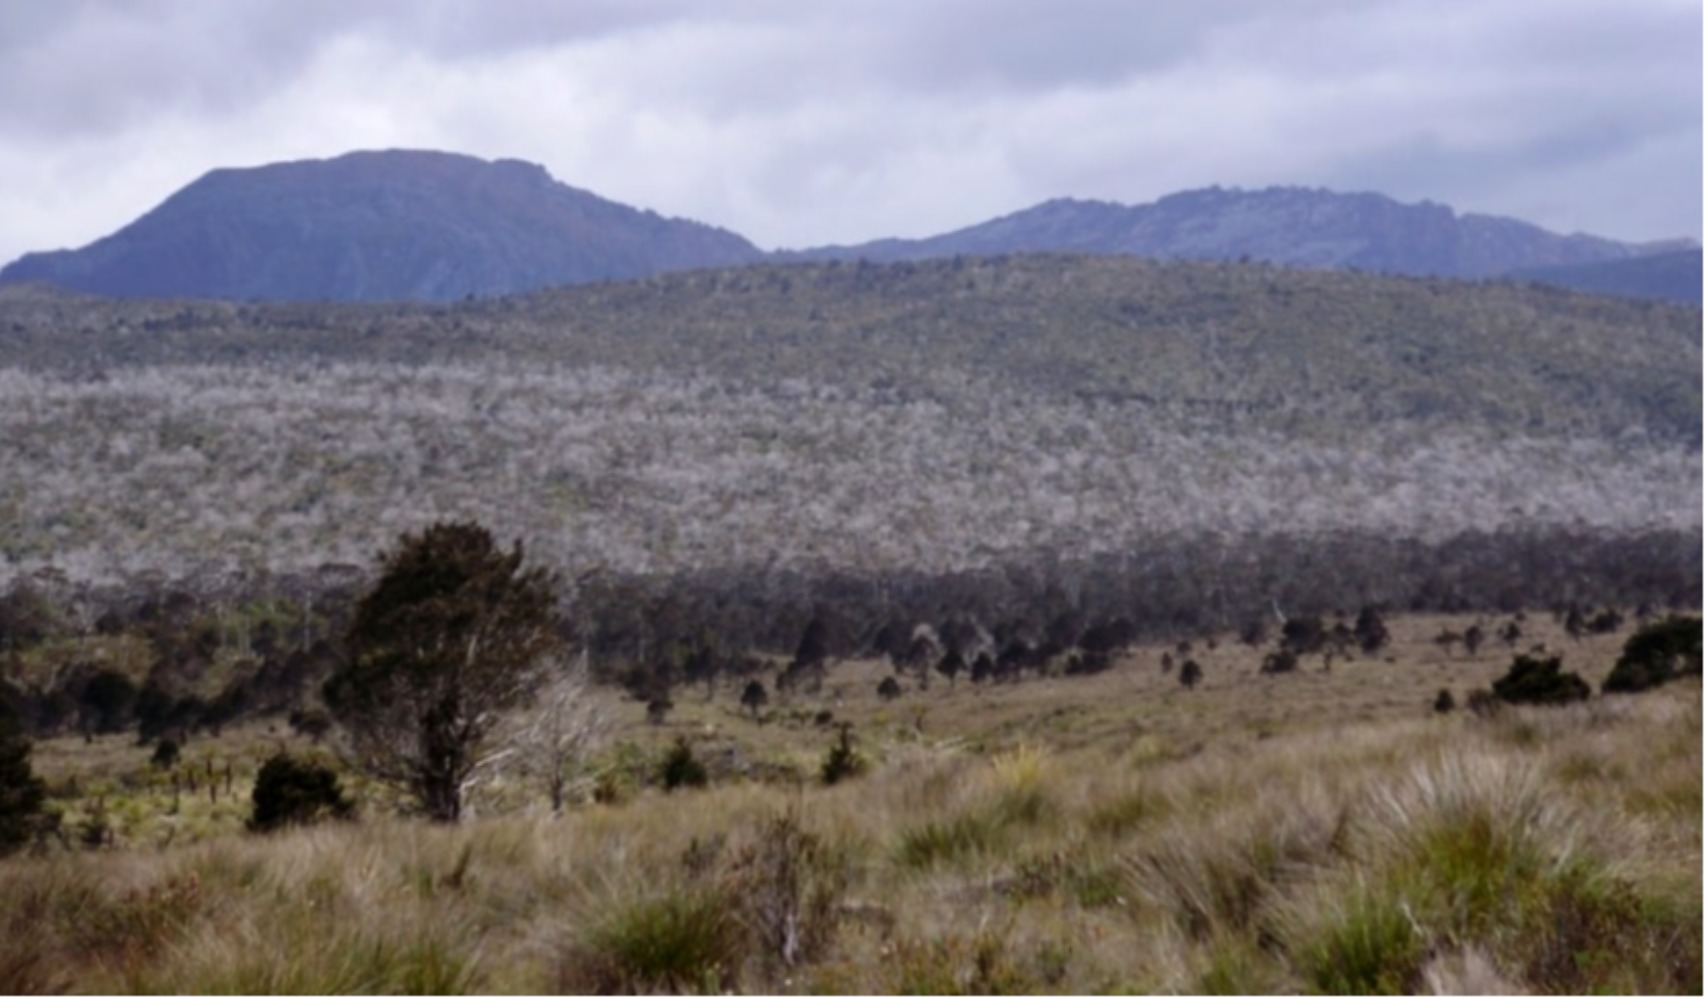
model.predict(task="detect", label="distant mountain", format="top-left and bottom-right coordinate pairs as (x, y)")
top-left (1509, 248), bottom-right (1702, 304)
top-left (0, 150), bottom-right (761, 302)
top-left (787, 186), bottom-right (1686, 282)
top-left (3, 154), bottom-right (1694, 303)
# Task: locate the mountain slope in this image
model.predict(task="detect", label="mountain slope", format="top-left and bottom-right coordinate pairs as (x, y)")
top-left (788, 186), bottom-right (1681, 281)
top-left (0, 150), bottom-right (762, 302)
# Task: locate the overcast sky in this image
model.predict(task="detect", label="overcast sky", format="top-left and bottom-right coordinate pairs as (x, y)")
top-left (0, 0), bottom-right (1698, 264)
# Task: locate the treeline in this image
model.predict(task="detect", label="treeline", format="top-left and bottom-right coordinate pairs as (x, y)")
top-left (1, 524), bottom-right (1695, 740)
top-left (574, 525), bottom-right (1698, 668)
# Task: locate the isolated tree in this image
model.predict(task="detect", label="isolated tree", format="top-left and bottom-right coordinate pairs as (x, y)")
top-left (876, 675), bottom-right (903, 701)
top-left (324, 521), bottom-right (561, 822)
top-left (1178, 659), bottom-right (1203, 690)
top-left (741, 679), bottom-right (769, 719)
top-left (935, 648), bottom-right (964, 689)
top-left (1354, 605), bottom-right (1389, 656)
top-left (1563, 606), bottom-right (1586, 642)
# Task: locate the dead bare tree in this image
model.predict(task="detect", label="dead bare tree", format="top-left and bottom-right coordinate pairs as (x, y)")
top-left (503, 652), bottom-right (611, 816)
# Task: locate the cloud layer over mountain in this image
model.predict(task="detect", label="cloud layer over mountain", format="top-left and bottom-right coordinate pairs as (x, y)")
top-left (0, 1), bottom-right (1697, 267)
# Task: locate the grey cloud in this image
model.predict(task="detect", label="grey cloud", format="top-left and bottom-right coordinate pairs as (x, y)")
top-left (0, 0), bottom-right (1695, 262)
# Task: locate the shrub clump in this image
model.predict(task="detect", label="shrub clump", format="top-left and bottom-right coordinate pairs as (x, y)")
top-left (248, 753), bottom-right (354, 832)
top-left (726, 812), bottom-right (848, 973)
top-left (562, 886), bottom-right (742, 993)
top-left (1602, 615), bottom-right (1701, 694)
top-left (821, 723), bottom-right (865, 786)
top-left (150, 738), bottom-right (181, 770)
top-left (658, 736), bottom-right (708, 791)
top-left (562, 811), bottom-right (848, 992)
top-left (1490, 655), bottom-right (1589, 706)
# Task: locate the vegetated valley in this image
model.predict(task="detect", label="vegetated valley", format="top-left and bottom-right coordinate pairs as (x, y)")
top-left (0, 253), bottom-right (1699, 994)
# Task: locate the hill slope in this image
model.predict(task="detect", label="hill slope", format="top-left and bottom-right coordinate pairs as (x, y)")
top-left (1509, 247), bottom-right (1703, 304)
top-left (0, 256), bottom-right (1696, 587)
top-left (0, 150), bottom-right (762, 302)
top-left (789, 186), bottom-right (1683, 281)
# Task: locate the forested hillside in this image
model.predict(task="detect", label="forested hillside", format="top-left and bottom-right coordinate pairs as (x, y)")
top-left (1, 255), bottom-right (1696, 593)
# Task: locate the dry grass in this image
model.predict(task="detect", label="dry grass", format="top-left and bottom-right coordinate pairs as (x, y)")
top-left (3, 614), bottom-right (1697, 993)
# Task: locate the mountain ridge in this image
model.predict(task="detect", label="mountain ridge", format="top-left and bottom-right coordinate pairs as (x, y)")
top-left (0, 149), bottom-right (763, 302)
top-left (0, 149), bottom-right (1694, 302)
top-left (783, 185), bottom-right (1689, 281)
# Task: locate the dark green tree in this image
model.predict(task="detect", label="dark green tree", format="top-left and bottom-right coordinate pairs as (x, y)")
top-left (1354, 605), bottom-right (1389, 656)
top-left (0, 705), bottom-right (46, 856)
top-left (324, 521), bottom-right (561, 822)
top-left (80, 669), bottom-right (136, 734)
top-left (741, 679), bottom-right (769, 719)
top-left (248, 753), bottom-right (354, 832)
top-left (935, 648), bottom-right (964, 688)
top-left (1462, 624), bottom-right (1484, 658)
top-left (1179, 659), bottom-right (1203, 690)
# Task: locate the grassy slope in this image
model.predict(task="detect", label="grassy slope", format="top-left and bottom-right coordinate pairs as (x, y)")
top-left (5, 612), bottom-right (1698, 994)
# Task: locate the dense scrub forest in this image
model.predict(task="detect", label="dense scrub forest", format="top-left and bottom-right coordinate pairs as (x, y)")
top-left (1, 254), bottom-right (1698, 736)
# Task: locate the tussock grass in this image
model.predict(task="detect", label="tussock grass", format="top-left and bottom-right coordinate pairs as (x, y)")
top-left (3, 617), bottom-right (1697, 993)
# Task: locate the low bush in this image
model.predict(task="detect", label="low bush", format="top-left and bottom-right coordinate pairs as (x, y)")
top-left (248, 753), bottom-right (354, 833)
top-left (1603, 614), bottom-right (1701, 694)
top-left (658, 737), bottom-right (708, 791)
top-left (725, 811), bottom-right (848, 973)
top-left (1490, 654), bottom-right (1589, 706)
top-left (820, 723), bottom-right (864, 786)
